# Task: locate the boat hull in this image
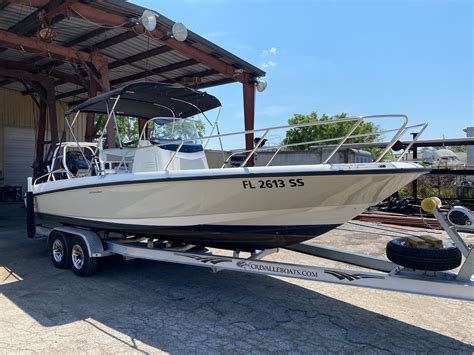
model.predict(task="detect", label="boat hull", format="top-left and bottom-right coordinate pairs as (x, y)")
top-left (33, 163), bottom-right (428, 250)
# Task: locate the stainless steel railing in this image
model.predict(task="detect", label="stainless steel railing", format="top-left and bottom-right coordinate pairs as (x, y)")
top-left (145, 114), bottom-right (426, 170)
top-left (35, 114), bottom-right (427, 184)
top-left (222, 122), bottom-right (427, 168)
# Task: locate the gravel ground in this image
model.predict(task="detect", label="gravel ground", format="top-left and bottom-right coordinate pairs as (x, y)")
top-left (0, 203), bottom-right (473, 354)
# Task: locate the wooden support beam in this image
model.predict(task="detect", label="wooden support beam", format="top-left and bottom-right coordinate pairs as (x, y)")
top-left (197, 78), bottom-right (235, 89)
top-left (0, 58), bottom-right (35, 72)
top-left (138, 118), bottom-right (147, 138)
top-left (56, 87), bottom-right (87, 100)
top-left (158, 36), bottom-right (248, 83)
top-left (19, 78), bottom-right (58, 166)
top-left (57, 59), bottom-right (202, 99)
top-left (68, 2), bottom-right (131, 28)
top-left (22, 1), bottom-right (248, 84)
top-left (45, 83), bottom-right (58, 148)
top-left (0, 66), bottom-right (50, 84)
top-left (34, 31), bottom-right (167, 77)
top-left (35, 96), bottom-right (47, 165)
top-left (162, 69), bottom-right (217, 84)
top-left (6, 1), bottom-right (254, 85)
top-left (85, 78), bottom-right (97, 142)
top-left (0, 59), bottom-right (89, 97)
top-left (93, 55), bottom-right (114, 148)
top-left (20, 80), bottom-right (41, 107)
top-left (48, 68), bottom-right (89, 86)
top-left (6, 0), bottom-right (79, 40)
top-left (24, 27), bottom-right (111, 70)
top-left (243, 83), bottom-right (255, 166)
top-left (42, 0), bottom-right (80, 26)
top-left (0, 29), bottom-right (104, 65)
top-left (7, 0), bottom-right (52, 35)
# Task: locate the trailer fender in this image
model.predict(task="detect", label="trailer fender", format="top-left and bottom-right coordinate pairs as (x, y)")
top-left (48, 227), bottom-right (112, 258)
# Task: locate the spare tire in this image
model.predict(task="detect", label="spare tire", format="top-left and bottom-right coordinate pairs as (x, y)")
top-left (386, 238), bottom-right (461, 271)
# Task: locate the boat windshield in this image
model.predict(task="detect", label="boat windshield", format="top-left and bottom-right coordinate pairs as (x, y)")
top-left (149, 118), bottom-right (202, 144)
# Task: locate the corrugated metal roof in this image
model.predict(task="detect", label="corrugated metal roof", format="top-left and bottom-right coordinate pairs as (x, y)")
top-left (51, 16), bottom-right (106, 46)
top-left (0, 4), bottom-right (35, 30)
top-left (102, 0), bottom-right (265, 76)
top-left (0, 0), bottom-right (265, 104)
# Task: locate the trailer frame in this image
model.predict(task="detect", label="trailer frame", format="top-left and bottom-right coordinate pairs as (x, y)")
top-left (35, 218), bottom-right (474, 302)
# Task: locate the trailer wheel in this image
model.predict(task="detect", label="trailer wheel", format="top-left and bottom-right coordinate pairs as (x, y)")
top-left (49, 231), bottom-right (70, 269)
top-left (70, 236), bottom-right (98, 277)
top-left (386, 238), bottom-right (461, 271)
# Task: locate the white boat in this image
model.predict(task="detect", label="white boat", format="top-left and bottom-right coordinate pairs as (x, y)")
top-left (30, 82), bottom-right (429, 250)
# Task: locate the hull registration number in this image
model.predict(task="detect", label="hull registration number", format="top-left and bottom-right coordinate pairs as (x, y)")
top-left (242, 178), bottom-right (304, 189)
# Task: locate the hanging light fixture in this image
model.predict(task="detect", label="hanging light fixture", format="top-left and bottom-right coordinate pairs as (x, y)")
top-left (171, 23), bottom-right (188, 42)
top-left (254, 78), bottom-right (267, 92)
top-left (140, 10), bottom-right (158, 31)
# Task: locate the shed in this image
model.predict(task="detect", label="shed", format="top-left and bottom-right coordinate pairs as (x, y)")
top-left (0, 0), bottom-right (265, 190)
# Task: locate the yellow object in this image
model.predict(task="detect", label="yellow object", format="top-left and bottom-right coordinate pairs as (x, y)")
top-left (421, 197), bottom-right (442, 213)
top-left (404, 235), bottom-right (443, 249)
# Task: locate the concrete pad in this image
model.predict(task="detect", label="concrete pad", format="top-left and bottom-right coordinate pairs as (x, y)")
top-left (0, 203), bottom-right (473, 353)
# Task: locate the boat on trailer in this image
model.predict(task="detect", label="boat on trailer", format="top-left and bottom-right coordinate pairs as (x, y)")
top-left (26, 82), bottom-right (473, 301)
top-left (31, 82), bottom-right (428, 250)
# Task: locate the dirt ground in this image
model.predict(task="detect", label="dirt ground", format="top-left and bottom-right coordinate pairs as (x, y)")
top-left (1, 203), bottom-right (473, 353)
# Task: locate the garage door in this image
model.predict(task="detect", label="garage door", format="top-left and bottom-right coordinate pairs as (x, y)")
top-left (4, 127), bottom-right (36, 192)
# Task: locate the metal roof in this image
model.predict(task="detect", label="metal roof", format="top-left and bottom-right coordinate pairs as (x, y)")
top-left (0, 0), bottom-right (265, 104)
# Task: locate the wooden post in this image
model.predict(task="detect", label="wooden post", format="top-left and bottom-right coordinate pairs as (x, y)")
top-left (85, 78), bottom-right (97, 141)
top-left (45, 83), bottom-right (58, 148)
top-left (92, 53), bottom-right (114, 148)
top-left (243, 83), bottom-right (255, 166)
top-left (138, 118), bottom-right (147, 139)
top-left (35, 98), bottom-right (47, 173)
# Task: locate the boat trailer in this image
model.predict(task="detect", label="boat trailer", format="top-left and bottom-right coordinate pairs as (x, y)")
top-left (36, 198), bottom-right (473, 302)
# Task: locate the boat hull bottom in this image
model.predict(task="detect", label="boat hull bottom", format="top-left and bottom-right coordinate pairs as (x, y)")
top-left (36, 213), bottom-right (339, 250)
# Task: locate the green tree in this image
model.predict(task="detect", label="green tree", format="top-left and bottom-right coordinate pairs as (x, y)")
top-left (94, 115), bottom-right (205, 146)
top-left (284, 112), bottom-right (381, 151)
top-left (151, 119), bottom-right (206, 141)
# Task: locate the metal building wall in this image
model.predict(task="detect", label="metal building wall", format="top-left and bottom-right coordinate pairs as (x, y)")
top-left (0, 87), bottom-right (83, 185)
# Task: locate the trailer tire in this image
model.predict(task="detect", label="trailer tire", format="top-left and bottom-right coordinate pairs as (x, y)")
top-left (49, 231), bottom-right (70, 269)
top-left (70, 236), bottom-right (98, 277)
top-left (386, 238), bottom-right (462, 271)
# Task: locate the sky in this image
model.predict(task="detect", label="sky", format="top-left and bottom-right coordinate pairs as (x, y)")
top-left (135, 0), bottom-right (472, 145)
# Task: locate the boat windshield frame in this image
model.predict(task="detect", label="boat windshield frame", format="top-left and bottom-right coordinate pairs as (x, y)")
top-left (139, 117), bottom-right (204, 144)
top-left (60, 82), bottom-right (222, 172)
